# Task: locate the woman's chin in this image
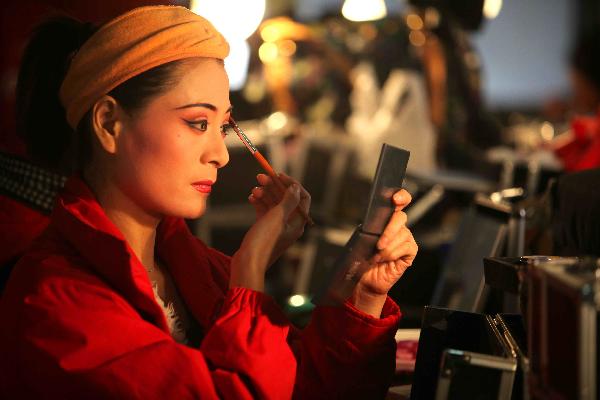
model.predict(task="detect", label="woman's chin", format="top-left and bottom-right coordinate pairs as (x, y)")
top-left (161, 202), bottom-right (207, 220)
top-left (183, 204), bottom-right (207, 220)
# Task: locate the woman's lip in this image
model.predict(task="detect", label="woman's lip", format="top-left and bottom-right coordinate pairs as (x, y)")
top-left (191, 180), bottom-right (214, 194)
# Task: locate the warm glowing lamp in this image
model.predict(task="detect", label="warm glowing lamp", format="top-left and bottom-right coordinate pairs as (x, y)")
top-left (483, 0), bottom-right (502, 19)
top-left (190, 0), bottom-right (266, 90)
top-left (342, 0), bottom-right (387, 22)
top-left (190, 0), bottom-right (265, 40)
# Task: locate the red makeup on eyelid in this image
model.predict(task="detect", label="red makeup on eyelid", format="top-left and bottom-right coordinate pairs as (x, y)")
top-left (177, 104), bottom-right (232, 130)
top-left (182, 111), bottom-right (209, 119)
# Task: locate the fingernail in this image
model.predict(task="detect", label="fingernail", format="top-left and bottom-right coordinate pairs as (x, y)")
top-left (394, 193), bottom-right (403, 202)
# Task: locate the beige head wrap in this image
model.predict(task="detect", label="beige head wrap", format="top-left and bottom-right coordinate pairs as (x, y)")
top-left (59, 5), bottom-right (230, 129)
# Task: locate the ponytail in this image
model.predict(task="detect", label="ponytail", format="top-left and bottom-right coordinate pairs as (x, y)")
top-left (15, 16), bottom-right (97, 174)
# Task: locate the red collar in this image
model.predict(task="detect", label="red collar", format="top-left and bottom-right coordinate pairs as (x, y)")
top-left (50, 177), bottom-right (229, 332)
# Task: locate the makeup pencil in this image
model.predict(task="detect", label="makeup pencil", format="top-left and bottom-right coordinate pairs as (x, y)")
top-left (229, 117), bottom-right (315, 226)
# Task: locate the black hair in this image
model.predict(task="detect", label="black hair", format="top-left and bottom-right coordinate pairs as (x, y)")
top-left (110, 57), bottom-right (225, 115)
top-left (408, 0), bottom-right (484, 31)
top-left (15, 16), bottom-right (97, 174)
top-left (108, 61), bottom-right (192, 117)
top-left (571, 30), bottom-right (600, 94)
top-left (16, 17), bottom-right (206, 174)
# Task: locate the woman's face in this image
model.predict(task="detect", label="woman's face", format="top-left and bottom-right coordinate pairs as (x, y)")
top-left (112, 58), bottom-right (231, 220)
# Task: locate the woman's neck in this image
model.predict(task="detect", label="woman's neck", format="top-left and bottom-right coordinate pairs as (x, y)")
top-left (84, 170), bottom-right (160, 269)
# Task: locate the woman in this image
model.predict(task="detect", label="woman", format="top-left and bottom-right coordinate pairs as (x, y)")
top-left (552, 30), bottom-right (600, 172)
top-left (0, 6), bottom-right (418, 399)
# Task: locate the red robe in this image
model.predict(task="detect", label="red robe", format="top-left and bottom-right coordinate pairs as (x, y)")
top-left (0, 177), bottom-right (401, 399)
top-left (554, 112), bottom-right (600, 172)
top-left (0, 195), bottom-right (50, 278)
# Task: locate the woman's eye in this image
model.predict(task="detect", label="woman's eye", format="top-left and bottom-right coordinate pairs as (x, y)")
top-left (186, 119), bottom-right (208, 131)
top-left (221, 123), bottom-right (233, 136)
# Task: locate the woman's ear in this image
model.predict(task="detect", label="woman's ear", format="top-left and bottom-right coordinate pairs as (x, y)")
top-left (91, 95), bottom-right (126, 154)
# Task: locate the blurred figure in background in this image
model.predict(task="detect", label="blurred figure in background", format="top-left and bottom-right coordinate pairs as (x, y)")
top-left (570, 30), bottom-right (600, 115)
top-left (410, 0), bottom-right (502, 171)
top-left (553, 30), bottom-right (600, 172)
top-left (346, 14), bottom-right (437, 179)
top-left (256, 16), bottom-right (355, 126)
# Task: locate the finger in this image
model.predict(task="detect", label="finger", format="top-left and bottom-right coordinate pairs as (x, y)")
top-left (276, 172), bottom-right (299, 186)
top-left (256, 173), bottom-right (273, 188)
top-left (257, 173), bottom-right (281, 195)
top-left (256, 175), bottom-right (281, 205)
top-left (248, 193), bottom-right (269, 217)
top-left (251, 186), bottom-right (278, 208)
top-left (278, 173), bottom-right (311, 213)
top-left (378, 260), bottom-right (409, 280)
top-left (378, 232), bottom-right (411, 261)
top-left (278, 184), bottom-right (302, 219)
top-left (387, 259), bottom-right (411, 277)
top-left (391, 238), bottom-right (418, 264)
top-left (377, 211), bottom-right (408, 250)
top-left (250, 188), bottom-right (279, 220)
top-left (250, 186), bottom-right (266, 203)
top-left (393, 189), bottom-right (412, 211)
top-left (379, 241), bottom-right (416, 265)
top-left (298, 186), bottom-right (311, 214)
top-left (261, 172), bottom-right (287, 194)
top-left (378, 227), bottom-right (411, 257)
top-left (379, 227), bottom-right (417, 261)
top-left (389, 230), bottom-right (418, 264)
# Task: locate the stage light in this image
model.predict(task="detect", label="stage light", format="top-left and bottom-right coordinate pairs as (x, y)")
top-left (225, 41), bottom-right (250, 91)
top-left (278, 39), bottom-right (297, 57)
top-left (261, 25), bottom-right (281, 42)
top-left (266, 111), bottom-right (288, 131)
top-left (288, 294), bottom-right (306, 307)
top-left (406, 14), bottom-right (423, 30)
top-left (409, 30), bottom-right (426, 47)
top-left (541, 122), bottom-right (555, 141)
top-left (190, 0), bottom-right (265, 41)
top-left (258, 42), bottom-right (279, 63)
top-left (483, 0), bottom-right (503, 19)
top-left (190, 0), bottom-right (266, 90)
top-left (342, 0), bottom-right (387, 22)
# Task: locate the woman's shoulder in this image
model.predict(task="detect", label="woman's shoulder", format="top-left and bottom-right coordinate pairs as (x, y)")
top-left (2, 233), bottom-right (129, 316)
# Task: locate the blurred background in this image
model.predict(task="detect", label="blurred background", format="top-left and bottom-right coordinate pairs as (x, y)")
top-left (3, 0), bottom-right (600, 328)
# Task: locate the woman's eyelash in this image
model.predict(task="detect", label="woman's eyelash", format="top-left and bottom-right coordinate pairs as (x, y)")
top-left (186, 119), bottom-right (208, 131)
top-left (221, 123), bottom-right (233, 136)
top-left (185, 120), bottom-right (232, 136)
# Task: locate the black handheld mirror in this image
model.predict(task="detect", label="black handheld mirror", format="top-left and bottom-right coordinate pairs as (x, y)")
top-left (313, 143), bottom-right (410, 305)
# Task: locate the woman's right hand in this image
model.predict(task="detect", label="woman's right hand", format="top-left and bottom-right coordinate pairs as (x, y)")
top-left (229, 183), bottom-right (304, 292)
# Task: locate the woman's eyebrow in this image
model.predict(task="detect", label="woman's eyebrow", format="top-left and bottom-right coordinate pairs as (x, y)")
top-left (174, 103), bottom-right (233, 113)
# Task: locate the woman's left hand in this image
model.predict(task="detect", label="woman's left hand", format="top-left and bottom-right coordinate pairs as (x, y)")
top-left (248, 173), bottom-right (311, 265)
top-left (351, 189), bottom-right (418, 317)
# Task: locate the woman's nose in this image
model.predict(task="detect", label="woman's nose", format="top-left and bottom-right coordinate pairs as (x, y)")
top-left (203, 129), bottom-right (229, 168)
